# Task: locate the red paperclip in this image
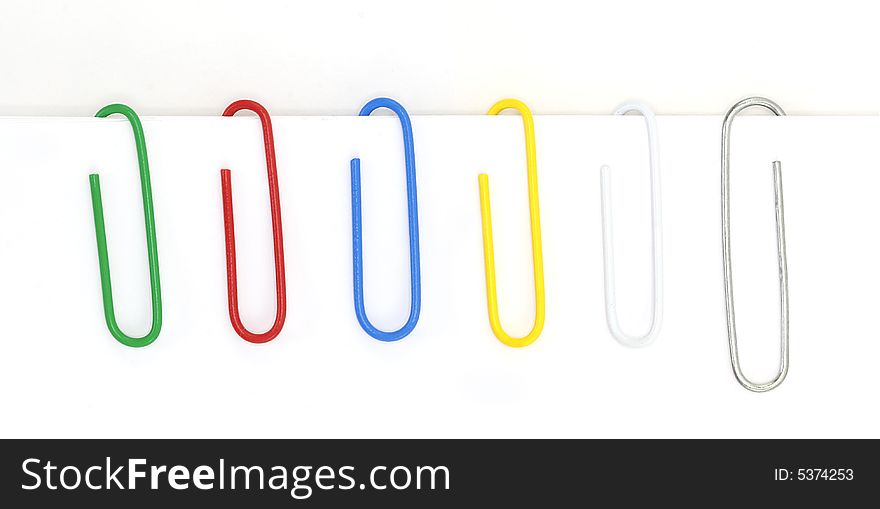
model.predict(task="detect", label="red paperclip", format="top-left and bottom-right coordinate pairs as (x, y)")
top-left (221, 100), bottom-right (287, 343)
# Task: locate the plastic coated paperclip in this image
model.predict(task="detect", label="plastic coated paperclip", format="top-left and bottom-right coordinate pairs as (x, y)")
top-left (220, 100), bottom-right (287, 344)
top-left (600, 102), bottom-right (664, 347)
top-left (720, 97), bottom-right (790, 392)
top-left (478, 99), bottom-right (545, 348)
top-left (89, 104), bottom-right (162, 347)
top-left (349, 97), bottom-right (421, 342)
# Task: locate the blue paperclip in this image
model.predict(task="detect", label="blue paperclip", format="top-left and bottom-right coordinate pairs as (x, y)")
top-left (350, 97), bottom-right (421, 341)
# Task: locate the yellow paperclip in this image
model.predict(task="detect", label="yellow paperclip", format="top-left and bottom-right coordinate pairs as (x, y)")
top-left (478, 99), bottom-right (545, 348)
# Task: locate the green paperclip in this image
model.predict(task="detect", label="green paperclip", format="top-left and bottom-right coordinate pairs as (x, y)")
top-left (89, 104), bottom-right (162, 347)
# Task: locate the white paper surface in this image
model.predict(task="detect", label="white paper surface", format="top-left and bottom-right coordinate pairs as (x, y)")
top-left (0, 114), bottom-right (878, 438)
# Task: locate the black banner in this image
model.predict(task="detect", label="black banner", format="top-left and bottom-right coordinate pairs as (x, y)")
top-left (1, 439), bottom-right (875, 506)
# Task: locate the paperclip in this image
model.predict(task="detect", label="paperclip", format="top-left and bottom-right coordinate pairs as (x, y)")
top-left (600, 102), bottom-right (664, 347)
top-left (220, 100), bottom-right (287, 343)
top-left (478, 99), bottom-right (545, 348)
top-left (350, 97), bottom-right (421, 341)
top-left (89, 104), bottom-right (162, 347)
top-left (721, 97), bottom-right (790, 392)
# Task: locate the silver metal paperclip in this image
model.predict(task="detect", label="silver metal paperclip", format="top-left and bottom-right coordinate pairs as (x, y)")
top-left (721, 97), bottom-right (790, 393)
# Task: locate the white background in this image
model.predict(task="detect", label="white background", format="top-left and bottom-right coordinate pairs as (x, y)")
top-left (0, 1), bottom-right (878, 438)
